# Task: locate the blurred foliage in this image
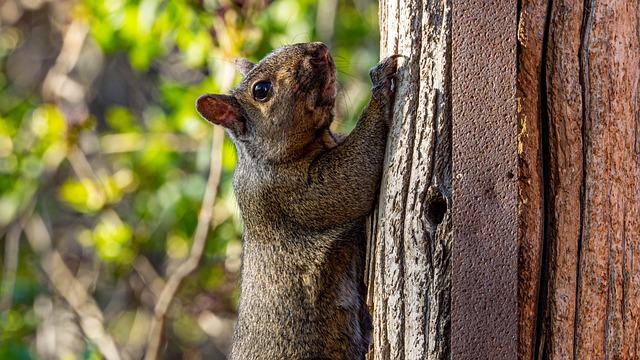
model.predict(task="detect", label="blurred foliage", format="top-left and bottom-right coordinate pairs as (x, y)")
top-left (0, 0), bottom-right (379, 358)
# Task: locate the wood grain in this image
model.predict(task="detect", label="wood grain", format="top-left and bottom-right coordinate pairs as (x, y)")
top-left (368, 1), bottom-right (451, 359)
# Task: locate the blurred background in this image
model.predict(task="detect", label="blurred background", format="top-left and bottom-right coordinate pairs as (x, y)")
top-left (0, 0), bottom-right (379, 358)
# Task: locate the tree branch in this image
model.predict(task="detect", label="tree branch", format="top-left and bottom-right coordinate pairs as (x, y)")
top-left (144, 125), bottom-right (225, 360)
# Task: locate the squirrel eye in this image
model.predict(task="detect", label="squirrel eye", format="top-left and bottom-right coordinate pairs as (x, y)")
top-left (252, 81), bottom-right (272, 102)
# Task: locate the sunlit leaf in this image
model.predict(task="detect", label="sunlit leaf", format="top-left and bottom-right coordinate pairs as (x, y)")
top-left (30, 105), bottom-right (66, 145)
top-left (167, 232), bottom-right (190, 259)
top-left (105, 106), bottom-right (139, 132)
top-left (93, 215), bottom-right (134, 263)
top-left (59, 179), bottom-right (105, 213)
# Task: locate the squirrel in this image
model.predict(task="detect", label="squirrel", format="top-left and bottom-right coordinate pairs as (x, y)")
top-left (196, 42), bottom-right (399, 360)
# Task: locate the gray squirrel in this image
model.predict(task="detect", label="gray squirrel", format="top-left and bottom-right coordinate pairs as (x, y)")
top-left (196, 42), bottom-right (399, 359)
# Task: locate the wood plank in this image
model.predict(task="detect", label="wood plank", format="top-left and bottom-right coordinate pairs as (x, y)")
top-left (450, 0), bottom-right (518, 358)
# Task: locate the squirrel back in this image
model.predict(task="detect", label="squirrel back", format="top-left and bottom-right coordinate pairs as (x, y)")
top-left (196, 42), bottom-right (398, 359)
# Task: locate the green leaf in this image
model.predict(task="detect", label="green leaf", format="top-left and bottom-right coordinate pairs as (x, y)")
top-left (105, 106), bottom-right (139, 132)
top-left (93, 215), bottom-right (134, 263)
top-left (59, 179), bottom-right (105, 213)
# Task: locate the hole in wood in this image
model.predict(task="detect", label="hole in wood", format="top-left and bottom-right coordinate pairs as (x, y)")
top-left (427, 187), bottom-right (447, 225)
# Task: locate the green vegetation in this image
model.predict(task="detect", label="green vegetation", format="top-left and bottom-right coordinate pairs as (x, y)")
top-left (0, 0), bottom-right (379, 358)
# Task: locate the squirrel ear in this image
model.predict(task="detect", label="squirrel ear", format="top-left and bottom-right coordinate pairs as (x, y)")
top-left (235, 57), bottom-right (255, 77)
top-left (196, 94), bottom-right (245, 134)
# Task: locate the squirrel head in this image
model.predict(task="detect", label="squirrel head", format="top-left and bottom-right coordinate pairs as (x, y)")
top-left (196, 42), bottom-right (337, 164)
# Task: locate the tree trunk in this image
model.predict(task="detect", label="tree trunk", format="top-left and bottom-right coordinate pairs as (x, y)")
top-left (367, 1), bottom-right (452, 359)
top-left (369, 0), bottom-right (639, 359)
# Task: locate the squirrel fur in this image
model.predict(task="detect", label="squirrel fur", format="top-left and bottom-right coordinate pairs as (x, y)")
top-left (196, 42), bottom-right (398, 360)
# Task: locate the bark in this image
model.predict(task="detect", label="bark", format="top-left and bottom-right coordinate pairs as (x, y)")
top-left (517, 0), bottom-right (548, 358)
top-left (517, 0), bottom-right (640, 359)
top-left (367, 1), bottom-right (452, 359)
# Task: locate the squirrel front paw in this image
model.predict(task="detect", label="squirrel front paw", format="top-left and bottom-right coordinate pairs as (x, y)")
top-left (370, 54), bottom-right (402, 102)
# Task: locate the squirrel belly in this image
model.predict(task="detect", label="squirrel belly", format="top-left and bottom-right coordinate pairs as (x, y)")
top-left (195, 42), bottom-right (399, 360)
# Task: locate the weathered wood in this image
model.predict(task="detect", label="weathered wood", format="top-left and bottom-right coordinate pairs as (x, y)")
top-left (543, 0), bottom-right (585, 358)
top-left (367, 1), bottom-right (451, 359)
top-left (516, 0), bottom-right (548, 359)
top-left (575, 1), bottom-right (640, 357)
top-left (517, 0), bottom-right (640, 358)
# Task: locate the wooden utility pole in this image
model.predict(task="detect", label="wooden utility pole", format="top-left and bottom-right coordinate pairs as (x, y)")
top-left (368, 1), bottom-right (640, 359)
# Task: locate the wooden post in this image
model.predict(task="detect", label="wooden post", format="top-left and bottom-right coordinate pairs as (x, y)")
top-left (450, 1), bottom-right (518, 358)
top-left (372, 1), bottom-right (639, 359)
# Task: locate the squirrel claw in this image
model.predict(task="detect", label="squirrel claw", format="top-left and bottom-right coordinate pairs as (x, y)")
top-left (370, 54), bottom-right (403, 101)
top-left (370, 55), bottom-right (402, 84)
